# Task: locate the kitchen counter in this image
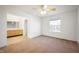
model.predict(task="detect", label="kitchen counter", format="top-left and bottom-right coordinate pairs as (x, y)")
top-left (7, 28), bottom-right (23, 37)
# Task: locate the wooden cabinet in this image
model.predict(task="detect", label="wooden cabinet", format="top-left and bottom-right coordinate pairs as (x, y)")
top-left (7, 29), bottom-right (23, 37)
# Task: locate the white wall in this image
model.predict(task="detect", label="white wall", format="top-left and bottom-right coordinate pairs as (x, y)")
top-left (26, 15), bottom-right (41, 38)
top-left (0, 6), bottom-right (7, 47)
top-left (17, 14), bottom-right (41, 38)
top-left (42, 9), bottom-right (77, 41)
top-left (7, 13), bottom-right (41, 38)
top-left (77, 8), bottom-right (79, 43)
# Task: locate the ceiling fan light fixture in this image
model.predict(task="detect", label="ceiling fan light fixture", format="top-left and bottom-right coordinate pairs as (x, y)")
top-left (40, 5), bottom-right (56, 15)
top-left (43, 5), bottom-right (48, 9)
top-left (41, 10), bottom-right (46, 15)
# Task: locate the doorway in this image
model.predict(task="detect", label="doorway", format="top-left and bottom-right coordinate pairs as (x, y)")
top-left (7, 19), bottom-right (27, 45)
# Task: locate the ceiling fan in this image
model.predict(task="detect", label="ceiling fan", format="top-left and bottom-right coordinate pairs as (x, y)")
top-left (40, 5), bottom-right (56, 15)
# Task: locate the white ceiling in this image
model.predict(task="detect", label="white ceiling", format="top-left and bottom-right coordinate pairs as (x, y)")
top-left (5, 5), bottom-right (79, 17)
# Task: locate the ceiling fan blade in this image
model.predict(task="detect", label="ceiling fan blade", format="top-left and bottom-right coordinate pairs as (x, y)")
top-left (50, 8), bottom-right (56, 11)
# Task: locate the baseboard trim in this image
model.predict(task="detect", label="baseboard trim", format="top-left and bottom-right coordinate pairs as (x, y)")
top-left (31, 35), bottom-right (41, 39)
top-left (41, 35), bottom-right (77, 43)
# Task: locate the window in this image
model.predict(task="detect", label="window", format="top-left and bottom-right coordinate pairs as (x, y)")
top-left (49, 20), bottom-right (61, 32)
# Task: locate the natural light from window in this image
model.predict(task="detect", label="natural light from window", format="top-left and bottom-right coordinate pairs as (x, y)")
top-left (49, 20), bottom-right (61, 32)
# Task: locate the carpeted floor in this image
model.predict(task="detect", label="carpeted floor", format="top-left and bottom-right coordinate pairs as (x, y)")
top-left (0, 35), bottom-right (79, 53)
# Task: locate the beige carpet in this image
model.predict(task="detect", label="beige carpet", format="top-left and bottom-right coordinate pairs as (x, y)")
top-left (0, 35), bottom-right (79, 53)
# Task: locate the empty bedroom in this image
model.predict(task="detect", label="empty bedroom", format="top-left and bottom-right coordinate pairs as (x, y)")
top-left (0, 5), bottom-right (79, 53)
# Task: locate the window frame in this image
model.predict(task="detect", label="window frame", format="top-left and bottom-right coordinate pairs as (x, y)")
top-left (49, 20), bottom-right (61, 33)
